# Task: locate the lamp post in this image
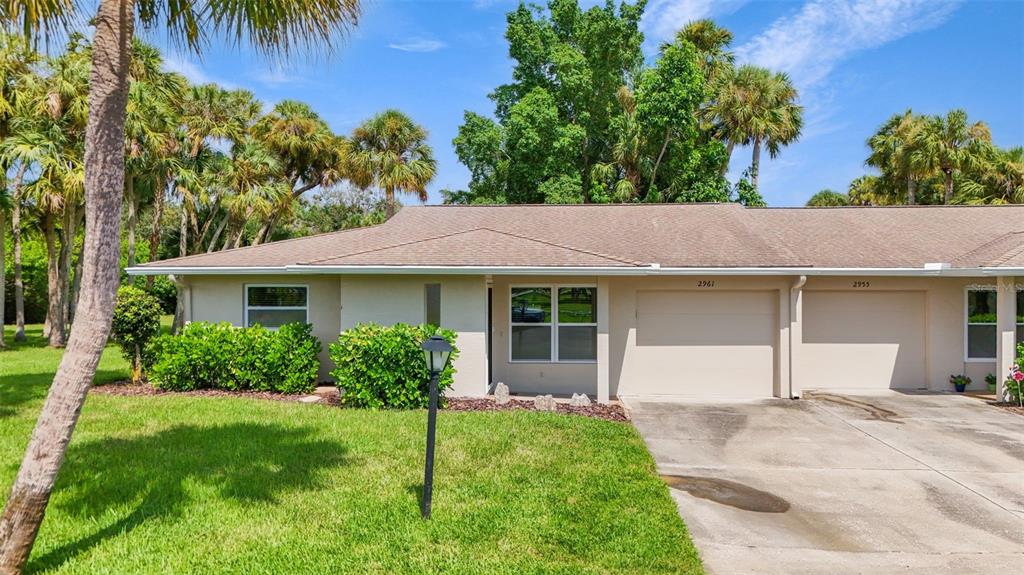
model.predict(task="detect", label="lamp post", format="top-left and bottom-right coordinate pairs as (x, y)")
top-left (420, 335), bottom-right (453, 519)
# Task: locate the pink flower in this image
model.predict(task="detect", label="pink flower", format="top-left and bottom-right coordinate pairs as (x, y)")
top-left (1014, 370), bottom-right (1024, 382)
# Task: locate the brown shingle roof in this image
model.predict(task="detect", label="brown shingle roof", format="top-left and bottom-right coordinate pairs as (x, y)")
top-left (134, 204), bottom-right (1024, 272)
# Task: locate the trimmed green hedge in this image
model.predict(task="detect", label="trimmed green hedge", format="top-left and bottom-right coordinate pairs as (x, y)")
top-left (149, 322), bottom-right (321, 394)
top-left (329, 323), bottom-right (458, 409)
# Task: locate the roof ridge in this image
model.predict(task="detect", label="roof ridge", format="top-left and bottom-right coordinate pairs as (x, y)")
top-left (299, 227), bottom-right (486, 264)
top-left (987, 234), bottom-right (1024, 267)
top-left (952, 231), bottom-right (1024, 267)
top-left (477, 227), bottom-right (646, 266)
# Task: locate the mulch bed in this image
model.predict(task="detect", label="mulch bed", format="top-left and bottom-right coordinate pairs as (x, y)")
top-left (992, 402), bottom-right (1024, 416)
top-left (446, 397), bottom-right (629, 422)
top-left (91, 383), bottom-right (628, 421)
top-left (90, 382), bottom-right (341, 406)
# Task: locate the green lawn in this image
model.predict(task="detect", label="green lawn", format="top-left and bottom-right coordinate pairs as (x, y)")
top-left (1, 323), bottom-right (703, 574)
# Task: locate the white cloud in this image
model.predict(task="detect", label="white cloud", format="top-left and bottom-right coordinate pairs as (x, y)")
top-left (641, 0), bottom-right (750, 45)
top-left (735, 0), bottom-right (961, 91)
top-left (251, 66), bottom-right (302, 87)
top-left (387, 38), bottom-right (447, 53)
top-left (164, 56), bottom-right (215, 86)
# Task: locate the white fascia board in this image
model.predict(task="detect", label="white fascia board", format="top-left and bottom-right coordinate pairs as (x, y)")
top-left (126, 264), bottom-right (1024, 277)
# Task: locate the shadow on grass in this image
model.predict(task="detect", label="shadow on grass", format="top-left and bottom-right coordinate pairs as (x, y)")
top-left (27, 422), bottom-right (348, 573)
top-left (0, 369), bottom-right (126, 419)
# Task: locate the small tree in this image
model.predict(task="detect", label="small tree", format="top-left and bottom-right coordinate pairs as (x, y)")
top-left (111, 286), bottom-right (163, 384)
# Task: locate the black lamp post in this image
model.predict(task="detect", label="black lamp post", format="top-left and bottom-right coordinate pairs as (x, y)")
top-left (420, 335), bottom-right (453, 519)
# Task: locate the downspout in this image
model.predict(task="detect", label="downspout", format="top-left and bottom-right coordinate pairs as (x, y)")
top-left (789, 275), bottom-right (807, 399)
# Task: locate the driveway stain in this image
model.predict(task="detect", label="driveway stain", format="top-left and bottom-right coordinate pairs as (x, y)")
top-left (661, 475), bottom-right (790, 513)
top-left (805, 392), bottom-right (903, 423)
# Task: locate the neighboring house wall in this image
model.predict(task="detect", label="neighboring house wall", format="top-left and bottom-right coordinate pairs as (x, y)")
top-left (337, 275), bottom-right (489, 397)
top-left (183, 274), bottom-right (341, 381)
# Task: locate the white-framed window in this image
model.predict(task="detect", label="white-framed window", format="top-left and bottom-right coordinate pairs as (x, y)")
top-left (964, 287), bottom-right (1024, 361)
top-left (510, 285), bottom-right (597, 363)
top-left (245, 285), bottom-right (308, 329)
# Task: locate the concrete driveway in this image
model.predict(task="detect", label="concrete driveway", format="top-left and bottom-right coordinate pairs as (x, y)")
top-left (628, 392), bottom-right (1024, 574)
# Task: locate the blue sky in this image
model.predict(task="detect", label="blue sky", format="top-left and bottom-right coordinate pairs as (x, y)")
top-left (157, 0), bottom-right (1023, 207)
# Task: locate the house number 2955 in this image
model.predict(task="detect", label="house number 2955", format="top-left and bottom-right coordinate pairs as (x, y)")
top-left (697, 280), bottom-right (716, 288)
top-left (852, 281), bottom-right (871, 288)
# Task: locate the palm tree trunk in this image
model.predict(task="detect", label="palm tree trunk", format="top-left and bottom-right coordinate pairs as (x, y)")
top-left (43, 213), bottom-right (65, 348)
top-left (194, 199), bottom-right (220, 253)
top-left (69, 243), bottom-right (84, 325)
top-left (146, 181), bottom-right (165, 290)
top-left (943, 170), bottom-right (954, 204)
top-left (0, 205), bottom-right (5, 349)
top-left (11, 163), bottom-right (28, 341)
top-left (0, 1), bottom-right (133, 570)
top-left (126, 175), bottom-right (136, 268)
top-left (58, 204), bottom-right (78, 335)
top-left (232, 223), bottom-right (246, 249)
top-left (385, 187), bottom-right (396, 218)
top-left (207, 213), bottom-right (229, 253)
top-left (719, 140), bottom-right (735, 178)
top-left (906, 176), bottom-right (917, 205)
top-left (178, 194), bottom-right (188, 258)
top-left (751, 137), bottom-right (762, 191)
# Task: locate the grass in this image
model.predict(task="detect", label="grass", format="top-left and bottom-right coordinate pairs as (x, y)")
top-left (1, 322), bottom-right (703, 574)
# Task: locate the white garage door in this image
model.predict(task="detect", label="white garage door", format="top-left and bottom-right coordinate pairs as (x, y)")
top-left (801, 291), bottom-right (926, 390)
top-left (627, 290), bottom-right (777, 397)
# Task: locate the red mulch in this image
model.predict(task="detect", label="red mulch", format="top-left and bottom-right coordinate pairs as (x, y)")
top-left (90, 382), bottom-right (340, 406)
top-left (445, 397), bottom-right (629, 422)
top-left (90, 383), bottom-right (627, 421)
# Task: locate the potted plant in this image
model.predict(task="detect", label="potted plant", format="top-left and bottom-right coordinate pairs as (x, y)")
top-left (949, 374), bottom-right (971, 393)
top-left (986, 373), bottom-right (997, 393)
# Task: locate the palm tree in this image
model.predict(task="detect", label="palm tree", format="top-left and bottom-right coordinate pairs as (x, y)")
top-left (673, 19), bottom-right (734, 85)
top-left (867, 110), bottom-right (929, 204)
top-left (806, 189), bottom-right (850, 207)
top-left (251, 100), bottom-right (347, 244)
top-left (916, 109), bottom-right (992, 204)
top-left (707, 65), bottom-right (803, 189)
top-left (0, 2), bottom-right (362, 572)
top-left (350, 109), bottom-right (436, 218)
top-left (0, 188), bottom-right (9, 349)
top-left (984, 146), bottom-right (1024, 204)
top-left (0, 33), bottom-right (38, 342)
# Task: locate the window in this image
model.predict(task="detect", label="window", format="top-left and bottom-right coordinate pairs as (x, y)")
top-left (510, 286), bottom-right (597, 362)
top-left (965, 288), bottom-right (1024, 360)
top-left (425, 283), bottom-right (441, 326)
top-left (245, 285), bottom-right (308, 328)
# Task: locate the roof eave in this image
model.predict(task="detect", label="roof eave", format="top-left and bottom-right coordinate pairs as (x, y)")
top-left (125, 264), bottom-right (1024, 277)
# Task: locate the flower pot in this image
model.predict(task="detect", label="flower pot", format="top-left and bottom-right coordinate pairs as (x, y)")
top-left (954, 384), bottom-right (967, 393)
top-left (988, 382), bottom-right (997, 393)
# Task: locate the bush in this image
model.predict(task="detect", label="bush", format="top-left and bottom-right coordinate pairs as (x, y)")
top-left (111, 285), bottom-right (164, 383)
top-left (148, 321), bottom-right (321, 393)
top-left (146, 275), bottom-right (178, 314)
top-left (329, 323), bottom-right (458, 409)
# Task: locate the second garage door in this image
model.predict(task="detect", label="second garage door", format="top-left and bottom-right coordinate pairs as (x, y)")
top-left (800, 291), bottom-right (926, 390)
top-left (624, 290), bottom-right (777, 397)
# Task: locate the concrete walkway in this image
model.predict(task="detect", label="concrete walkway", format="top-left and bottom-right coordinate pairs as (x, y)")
top-left (628, 391), bottom-right (1024, 574)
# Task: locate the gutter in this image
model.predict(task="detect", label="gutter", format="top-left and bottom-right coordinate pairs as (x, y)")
top-left (125, 263), bottom-right (1024, 277)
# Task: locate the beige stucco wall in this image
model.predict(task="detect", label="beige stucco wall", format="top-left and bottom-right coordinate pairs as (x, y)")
top-left (183, 274), bottom-right (341, 381)
top-left (796, 276), bottom-right (998, 393)
top-left (337, 275), bottom-right (489, 397)
top-left (182, 272), bottom-right (1002, 399)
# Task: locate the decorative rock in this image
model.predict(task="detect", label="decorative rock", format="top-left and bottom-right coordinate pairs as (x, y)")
top-left (298, 395), bottom-right (321, 404)
top-left (570, 393), bottom-right (592, 408)
top-left (534, 394), bottom-right (557, 412)
top-left (494, 382), bottom-right (511, 405)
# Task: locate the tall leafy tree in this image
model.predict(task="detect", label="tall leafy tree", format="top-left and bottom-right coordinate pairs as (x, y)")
top-left (350, 109), bottom-right (436, 217)
top-left (917, 109), bottom-right (992, 204)
top-left (806, 189), bottom-right (850, 207)
top-left (0, 3), bottom-right (362, 573)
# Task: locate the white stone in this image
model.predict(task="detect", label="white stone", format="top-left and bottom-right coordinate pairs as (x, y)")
top-left (534, 394), bottom-right (557, 411)
top-left (298, 395), bottom-right (321, 404)
top-left (570, 393), bottom-right (592, 408)
top-left (494, 382), bottom-right (510, 405)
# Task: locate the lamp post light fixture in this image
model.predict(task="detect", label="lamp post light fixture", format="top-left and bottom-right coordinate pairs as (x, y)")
top-left (420, 335), bottom-right (453, 519)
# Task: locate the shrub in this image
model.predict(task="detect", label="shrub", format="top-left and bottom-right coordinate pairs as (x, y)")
top-left (329, 323), bottom-right (458, 409)
top-left (111, 285), bottom-right (164, 383)
top-left (148, 321), bottom-right (321, 393)
top-left (146, 275), bottom-right (178, 314)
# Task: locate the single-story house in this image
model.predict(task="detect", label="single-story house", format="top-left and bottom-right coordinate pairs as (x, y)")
top-left (127, 203), bottom-right (1024, 402)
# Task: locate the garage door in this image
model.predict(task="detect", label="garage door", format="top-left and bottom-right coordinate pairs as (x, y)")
top-left (627, 290), bottom-right (776, 397)
top-left (801, 291), bottom-right (926, 390)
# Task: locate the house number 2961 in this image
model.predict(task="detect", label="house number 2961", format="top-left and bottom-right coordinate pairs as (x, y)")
top-left (697, 280), bottom-right (716, 288)
top-left (852, 281), bottom-right (871, 288)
